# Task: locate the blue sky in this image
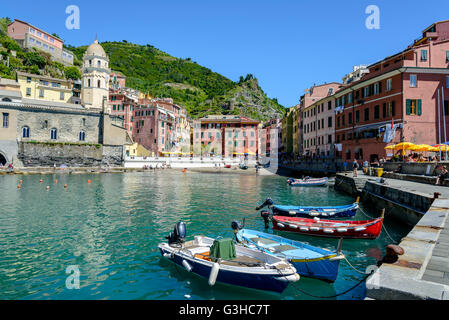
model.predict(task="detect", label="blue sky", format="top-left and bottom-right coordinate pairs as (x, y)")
top-left (3, 0), bottom-right (449, 108)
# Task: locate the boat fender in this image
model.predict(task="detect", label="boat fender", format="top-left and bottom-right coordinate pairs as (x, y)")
top-left (337, 228), bottom-right (348, 233)
top-left (182, 259), bottom-right (193, 272)
top-left (323, 228), bottom-right (334, 234)
top-left (163, 252), bottom-right (173, 259)
top-left (208, 263), bottom-right (220, 286)
top-left (289, 224), bottom-right (298, 229)
top-left (277, 223), bottom-right (285, 228)
top-left (310, 211), bottom-right (319, 217)
top-left (355, 227), bottom-right (366, 232)
top-left (288, 211), bottom-right (296, 216)
top-left (300, 227), bottom-right (309, 232)
top-left (310, 227), bottom-right (320, 231)
top-left (313, 217), bottom-right (320, 222)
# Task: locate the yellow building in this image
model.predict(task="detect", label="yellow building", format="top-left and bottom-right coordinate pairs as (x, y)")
top-left (126, 142), bottom-right (151, 157)
top-left (17, 71), bottom-right (73, 103)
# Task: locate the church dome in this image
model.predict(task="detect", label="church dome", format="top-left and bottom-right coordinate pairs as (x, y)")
top-left (85, 39), bottom-right (107, 58)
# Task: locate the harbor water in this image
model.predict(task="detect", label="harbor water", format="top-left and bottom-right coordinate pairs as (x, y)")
top-left (0, 171), bottom-right (412, 300)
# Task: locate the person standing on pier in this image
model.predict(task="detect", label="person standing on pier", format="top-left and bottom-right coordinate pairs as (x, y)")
top-left (352, 159), bottom-right (359, 177)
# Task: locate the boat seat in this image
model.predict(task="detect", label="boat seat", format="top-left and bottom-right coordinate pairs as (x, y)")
top-left (251, 238), bottom-right (278, 247)
top-left (220, 256), bottom-right (264, 267)
top-left (188, 246), bottom-right (211, 255)
top-left (271, 245), bottom-right (297, 253)
top-left (194, 251), bottom-right (212, 261)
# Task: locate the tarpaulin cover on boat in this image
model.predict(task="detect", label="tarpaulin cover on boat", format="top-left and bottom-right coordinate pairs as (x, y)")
top-left (210, 238), bottom-right (236, 261)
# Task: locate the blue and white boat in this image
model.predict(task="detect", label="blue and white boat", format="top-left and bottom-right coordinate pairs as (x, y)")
top-left (287, 177), bottom-right (328, 187)
top-left (256, 198), bottom-right (359, 218)
top-left (235, 228), bottom-right (344, 283)
top-left (158, 222), bottom-right (300, 294)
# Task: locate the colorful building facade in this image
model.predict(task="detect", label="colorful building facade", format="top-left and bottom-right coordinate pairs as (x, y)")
top-left (192, 115), bottom-right (260, 157)
top-left (334, 20), bottom-right (449, 162)
top-left (16, 71), bottom-right (73, 104)
top-left (300, 83), bottom-right (341, 157)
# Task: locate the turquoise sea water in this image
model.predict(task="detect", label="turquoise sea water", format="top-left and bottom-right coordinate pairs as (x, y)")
top-left (0, 171), bottom-right (411, 300)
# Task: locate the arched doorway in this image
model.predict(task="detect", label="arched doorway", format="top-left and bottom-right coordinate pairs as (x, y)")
top-left (0, 153), bottom-right (7, 166)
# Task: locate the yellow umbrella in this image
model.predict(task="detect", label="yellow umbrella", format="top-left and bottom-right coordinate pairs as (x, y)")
top-left (430, 145), bottom-right (449, 152)
top-left (384, 145), bottom-right (396, 150)
top-left (393, 142), bottom-right (416, 156)
top-left (394, 142), bottom-right (416, 150)
top-left (409, 144), bottom-right (432, 152)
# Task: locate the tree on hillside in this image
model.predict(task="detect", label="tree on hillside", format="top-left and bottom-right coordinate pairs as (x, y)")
top-left (65, 66), bottom-right (81, 80)
top-left (0, 17), bottom-right (12, 35)
top-left (22, 51), bottom-right (46, 69)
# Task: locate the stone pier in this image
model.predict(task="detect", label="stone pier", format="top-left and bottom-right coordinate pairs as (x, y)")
top-left (334, 173), bottom-right (449, 299)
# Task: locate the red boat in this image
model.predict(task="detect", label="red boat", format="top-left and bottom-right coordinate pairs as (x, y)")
top-left (271, 214), bottom-right (384, 240)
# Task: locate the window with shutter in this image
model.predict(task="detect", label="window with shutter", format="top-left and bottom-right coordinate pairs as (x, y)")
top-left (417, 99), bottom-right (422, 116)
top-left (406, 99), bottom-right (411, 115)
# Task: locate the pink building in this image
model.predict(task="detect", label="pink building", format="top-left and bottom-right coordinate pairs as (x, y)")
top-left (334, 20), bottom-right (449, 162)
top-left (192, 115), bottom-right (260, 157)
top-left (132, 98), bottom-right (190, 156)
top-left (299, 83), bottom-right (342, 157)
top-left (109, 90), bottom-right (137, 136)
top-left (261, 118), bottom-right (281, 157)
top-left (8, 19), bottom-right (74, 65)
top-left (110, 72), bottom-right (126, 90)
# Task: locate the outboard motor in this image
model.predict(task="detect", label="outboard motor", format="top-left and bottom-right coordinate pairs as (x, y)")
top-left (256, 198), bottom-right (274, 211)
top-left (260, 211), bottom-right (271, 229)
top-left (231, 220), bottom-right (244, 242)
top-left (287, 178), bottom-right (294, 185)
top-left (166, 222), bottom-right (187, 245)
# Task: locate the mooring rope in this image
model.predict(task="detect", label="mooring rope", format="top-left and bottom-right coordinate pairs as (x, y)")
top-left (358, 206), bottom-right (398, 244)
top-left (342, 255), bottom-right (368, 275)
top-left (276, 268), bottom-right (374, 299)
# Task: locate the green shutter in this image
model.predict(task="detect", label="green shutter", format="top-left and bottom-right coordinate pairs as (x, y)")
top-left (417, 100), bottom-right (422, 116)
top-left (406, 99), bottom-right (411, 115)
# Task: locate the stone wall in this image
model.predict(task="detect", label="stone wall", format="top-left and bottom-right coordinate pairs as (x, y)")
top-left (102, 145), bottom-right (124, 166)
top-left (18, 142), bottom-right (104, 167)
top-left (17, 108), bottom-right (101, 144)
top-left (362, 181), bottom-right (433, 225)
top-left (382, 162), bottom-right (449, 176)
top-left (17, 142), bottom-right (124, 167)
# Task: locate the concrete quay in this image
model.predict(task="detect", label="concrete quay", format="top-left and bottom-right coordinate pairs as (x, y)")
top-left (334, 173), bottom-right (449, 300)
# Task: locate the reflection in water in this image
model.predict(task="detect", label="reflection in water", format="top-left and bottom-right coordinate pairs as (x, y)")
top-left (0, 172), bottom-right (412, 300)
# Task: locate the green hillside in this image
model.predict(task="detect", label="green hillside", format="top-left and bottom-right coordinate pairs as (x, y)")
top-left (69, 41), bottom-right (286, 121)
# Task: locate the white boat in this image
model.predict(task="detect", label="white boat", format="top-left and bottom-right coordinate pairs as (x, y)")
top-left (158, 223), bottom-right (299, 293)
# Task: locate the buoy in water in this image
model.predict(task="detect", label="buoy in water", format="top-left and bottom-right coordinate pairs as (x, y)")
top-left (17, 184), bottom-right (21, 189)
top-left (64, 184), bottom-right (67, 188)
top-left (39, 179), bottom-right (43, 183)
top-left (46, 186), bottom-right (50, 190)
top-left (19, 180), bottom-right (23, 184)
top-left (55, 179), bottom-right (58, 184)
top-left (88, 180), bottom-right (92, 184)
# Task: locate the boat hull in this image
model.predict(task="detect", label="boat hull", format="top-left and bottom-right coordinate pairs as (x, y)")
top-left (290, 259), bottom-right (340, 283)
top-left (288, 177), bottom-right (328, 187)
top-left (271, 203), bottom-right (358, 218)
top-left (159, 245), bottom-right (296, 294)
top-left (238, 230), bottom-right (342, 282)
top-left (272, 216), bottom-right (383, 240)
